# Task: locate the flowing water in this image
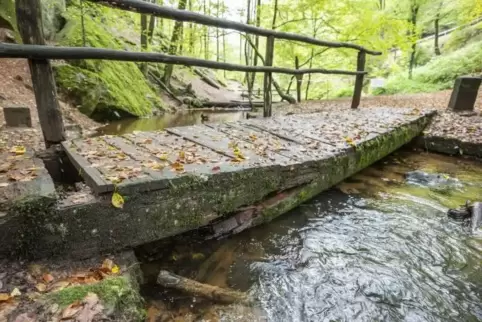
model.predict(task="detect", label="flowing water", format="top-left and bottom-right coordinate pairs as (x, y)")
top-left (140, 151), bottom-right (482, 322)
top-left (95, 110), bottom-right (247, 136)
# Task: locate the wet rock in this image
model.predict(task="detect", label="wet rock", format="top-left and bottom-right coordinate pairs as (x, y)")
top-left (470, 202), bottom-right (482, 233)
top-left (405, 170), bottom-right (462, 189)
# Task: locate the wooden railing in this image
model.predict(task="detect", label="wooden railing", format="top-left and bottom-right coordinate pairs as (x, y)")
top-left (1, 0), bottom-right (381, 146)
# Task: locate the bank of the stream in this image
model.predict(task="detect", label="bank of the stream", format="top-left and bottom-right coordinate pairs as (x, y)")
top-left (138, 150), bottom-right (482, 321)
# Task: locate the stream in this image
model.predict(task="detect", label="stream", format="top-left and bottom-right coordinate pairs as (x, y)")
top-left (139, 150), bottom-right (482, 322)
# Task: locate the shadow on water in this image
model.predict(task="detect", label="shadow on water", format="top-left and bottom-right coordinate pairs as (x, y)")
top-left (94, 110), bottom-right (248, 136)
top-left (139, 150), bottom-right (482, 321)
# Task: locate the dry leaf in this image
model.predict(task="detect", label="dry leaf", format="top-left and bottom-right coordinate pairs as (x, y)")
top-left (43, 273), bottom-right (54, 283)
top-left (35, 283), bottom-right (47, 292)
top-left (48, 280), bottom-right (71, 292)
top-left (101, 259), bottom-right (114, 271)
top-left (178, 151), bottom-right (185, 160)
top-left (10, 288), bottom-right (21, 297)
top-left (10, 146), bottom-right (26, 155)
top-left (158, 153), bottom-right (168, 161)
top-left (344, 137), bottom-right (356, 148)
top-left (172, 162), bottom-right (184, 172)
top-left (0, 293), bottom-right (11, 302)
top-left (61, 301), bottom-right (82, 320)
top-left (111, 192), bottom-right (124, 209)
top-left (212, 166), bottom-right (221, 172)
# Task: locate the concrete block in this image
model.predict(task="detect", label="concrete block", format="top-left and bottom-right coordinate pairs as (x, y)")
top-left (448, 77), bottom-right (481, 112)
top-left (3, 106), bottom-right (32, 127)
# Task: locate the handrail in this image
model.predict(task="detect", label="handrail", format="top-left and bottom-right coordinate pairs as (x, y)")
top-left (0, 43), bottom-right (366, 76)
top-left (88, 0), bottom-right (382, 56)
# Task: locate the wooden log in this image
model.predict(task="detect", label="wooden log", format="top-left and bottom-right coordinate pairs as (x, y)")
top-left (87, 0), bottom-right (381, 55)
top-left (263, 36), bottom-right (274, 117)
top-left (0, 43), bottom-right (366, 77)
top-left (157, 270), bottom-right (249, 304)
top-left (194, 68), bottom-right (221, 89)
top-left (295, 56), bottom-right (302, 103)
top-left (15, 0), bottom-right (66, 147)
top-left (351, 51), bottom-right (366, 109)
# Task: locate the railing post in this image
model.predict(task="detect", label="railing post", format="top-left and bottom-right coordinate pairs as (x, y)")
top-left (16, 0), bottom-right (66, 147)
top-left (295, 56), bottom-right (302, 103)
top-left (263, 36), bottom-right (275, 117)
top-left (351, 50), bottom-right (366, 109)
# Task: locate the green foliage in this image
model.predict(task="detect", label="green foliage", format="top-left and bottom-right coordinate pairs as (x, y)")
top-left (0, 0), bottom-right (18, 39)
top-left (414, 45), bottom-right (433, 66)
top-left (54, 11), bottom-right (164, 121)
top-left (415, 40), bottom-right (482, 86)
top-left (444, 23), bottom-right (482, 52)
top-left (373, 40), bottom-right (482, 95)
top-left (333, 87), bottom-right (354, 98)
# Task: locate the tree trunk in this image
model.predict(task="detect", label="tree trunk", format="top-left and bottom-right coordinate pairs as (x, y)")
top-left (434, 13), bottom-right (441, 55)
top-left (305, 49), bottom-right (314, 100)
top-left (162, 0), bottom-right (188, 86)
top-left (408, 3), bottom-right (419, 80)
top-left (244, 0), bottom-right (253, 99)
top-left (216, 0), bottom-right (220, 62)
top-left (203, 0), bottom-right (210, 60)
top-left (248, 0), bottom-right (261, 94)
top-left (188, 0), bottom-right (194, 54)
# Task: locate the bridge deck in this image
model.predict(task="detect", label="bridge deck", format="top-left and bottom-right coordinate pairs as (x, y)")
top-left (62, 107), bottom-right (429, 196)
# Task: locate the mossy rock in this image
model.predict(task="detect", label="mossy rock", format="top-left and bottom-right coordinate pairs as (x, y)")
top-left (0, 0), bottom-right (18, 36)
top-left (54, 13), bottom-right (164, 121)
top-left (46, 276), bottom-right (145, 321)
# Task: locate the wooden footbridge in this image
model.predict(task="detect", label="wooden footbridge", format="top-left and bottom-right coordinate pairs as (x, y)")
top-left (0, 106), bottom-right (434, 259)
top-left (0, 0), bottom-right (436, 259)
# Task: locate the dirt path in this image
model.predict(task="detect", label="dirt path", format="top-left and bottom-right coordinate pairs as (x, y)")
top-left (0, 58), bottom-right (99, 152)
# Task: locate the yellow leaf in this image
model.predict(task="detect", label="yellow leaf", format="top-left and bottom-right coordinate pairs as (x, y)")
top-left (10, 146), bottom-right (26, 155)
top-left (158, 153), bottom-right (168, 161)
top-left (179, 151), bottom-right (185, 160)
top-left (344, 137), bottom-right (356, 148)
top-left (172, 162), bottom-right (185, 172)
top-left (111, 265), bottom-right (120, 274)
top-left (0, 293), bottom-right (11, 302)
top-left (111, 192), bottom-right (125, 209)
top-left (249, 134), bottom-right (257, 141)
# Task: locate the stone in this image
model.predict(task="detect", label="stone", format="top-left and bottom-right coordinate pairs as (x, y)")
top-left (448, 77), bottom-right (482, 112)
top-left (3, 106), bottom-right (32, 127)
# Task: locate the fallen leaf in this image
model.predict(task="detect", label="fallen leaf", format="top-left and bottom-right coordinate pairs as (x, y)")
top-left (158, 153), bottom-right (169, 161)
top-left (344, 137), bottom-right (356, 148)
top-left (178, 151), bottom-right (185, 160)
top-left (212, 166), bottom-right (221, 172)
top-left (43, 273), bottom-right (54, 283)
top-left (10, 146), bottom-right (26, 155)
top-left (111, 192), bottom-right (124, 209)
top-left (48, 280), bottom-right (71, 292)
top-left (144, 139), bottom-right (153, 144)
top-left (35, 283), bottom-right (47, 292)
top-left (111, 265), bottom-right (120, 274)
top-left (10, 288), bottom-right (21, 297)
top-left (76, 293), bottom-right (103, 322)
top-left (101, 259), bottom-right (114, 271)
top-left (171, 162), bottom-right (184, 173)
top-left (61, 301), bottom-right (82, 320)
top-left (0, 293), bottom-right (11, 302)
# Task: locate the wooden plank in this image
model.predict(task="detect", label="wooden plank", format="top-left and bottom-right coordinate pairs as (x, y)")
top-left (15, 0), bottom-right (66, 147)
top-left (61, 141), bottom-right (113, 194)
top-left (351, 50), bottom-right (366, 109)
top-left (263, 36), bottom-right (275, 118)
top-left (205, 122), bottom-right (331, 163)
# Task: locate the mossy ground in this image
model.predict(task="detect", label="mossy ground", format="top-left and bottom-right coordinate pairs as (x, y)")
top-left (54, 6), bottom-right (164, 121)
top-left (46, 276), bottom-right (145, 321)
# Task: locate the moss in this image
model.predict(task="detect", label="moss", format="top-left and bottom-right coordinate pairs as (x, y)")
top-left (0, 0), bottom-right (18, 38)
top-left (54, 12), bottom-right (164, 121)
top-left (47, 276), bottom-right (145, 321)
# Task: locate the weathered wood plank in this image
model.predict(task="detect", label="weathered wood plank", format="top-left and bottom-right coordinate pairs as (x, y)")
top-left (61, 141), bottom-right (113, 194)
